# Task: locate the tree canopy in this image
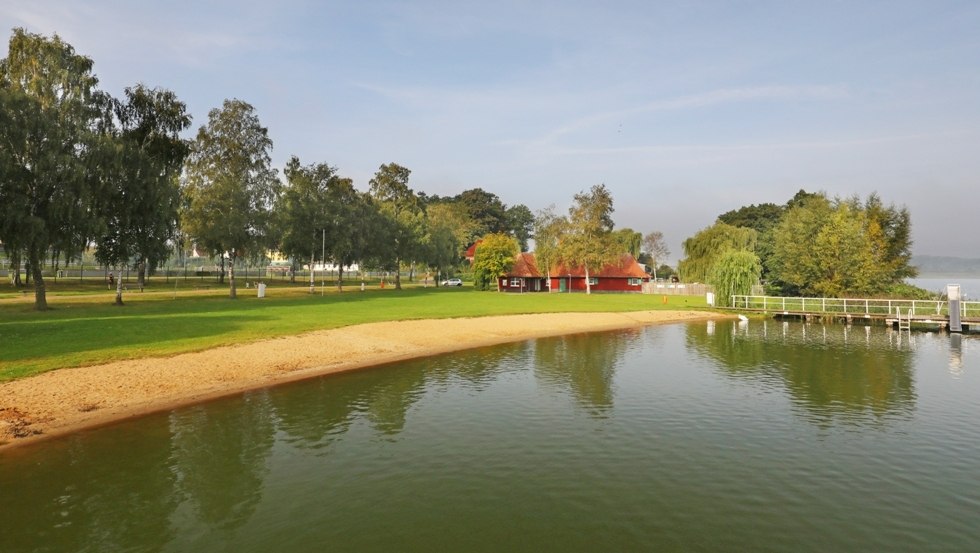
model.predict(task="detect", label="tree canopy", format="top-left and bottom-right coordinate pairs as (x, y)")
top-left (560, 184), bottom-right (618, 294)
top-left (472, 232), bottom-right (519, 291)
top-left (181, 99), bottom-right (279, 299)
top-left (0, 28), bottom-right (107, 309)
top-left (94, 84), bottom-right (191, 304)
top-left (368, 162), bottom-right (426, 290)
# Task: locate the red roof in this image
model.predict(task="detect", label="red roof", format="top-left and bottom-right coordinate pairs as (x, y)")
top-left (508, 252), bottom-right (543, 277)
top-left (464, 240), bottom-right (483, 261)
top-left (505, 253), bottom-right (647, 279)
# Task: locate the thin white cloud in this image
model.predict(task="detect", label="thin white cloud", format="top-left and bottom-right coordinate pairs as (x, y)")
top-left (533, 84), bottom-right (852, 146)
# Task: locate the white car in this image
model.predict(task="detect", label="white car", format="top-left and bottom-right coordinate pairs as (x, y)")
top-left (441, 278), bottom-right (463, 286)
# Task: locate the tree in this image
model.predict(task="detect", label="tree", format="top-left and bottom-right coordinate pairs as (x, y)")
top-left (612, 228), bottom-right (642, 258)
top-left (368, 162), bottom-right (426, 290)
top-left (642, 231), bottom-right (670, 280)
top-left (767, 194), bottom-right (907, 297)
top-left (456, 188), bottom-right (507, 239)
top-left (472, 232), bottom-right (519, 291)
top-left (94, 85), bottom-right (191, 305)
top-left (716, 202), bottom-right (784, 234)
top-left (0, 29), bottom-right (108, 310)
top-left (182, 99), bottom-right (279, 299)
top-left (275, 156), bottom-right (359, 290)
top-left (533, 206), bottom-right (567, 292)
top-left (423, 203), bottom-right (464, 281)
top-left (709, 249), bottom-right (762, 306)
top-left (561, 184), bottom-right (618, 295)
top-left (505, 204), bottom-right (534, 252)
top-left (677, 223), bottom-right (756, 283)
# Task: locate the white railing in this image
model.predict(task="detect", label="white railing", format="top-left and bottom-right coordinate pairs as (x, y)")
top-left (729, 295), bottom-right (979, 318)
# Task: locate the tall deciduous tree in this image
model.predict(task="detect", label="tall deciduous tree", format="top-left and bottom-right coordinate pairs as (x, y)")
top-left (709, 249), bottom-right (762, 306)
top-left (182, 99), bottom-right (279, 299)
top-left (678, 222), bottom-right (757, 283)
top-left (505, 204), bottom-right (534, 252)
top-left (561, 184), bottom-right (618, 295)
top-left (424, 203), bottom-right (464, 281)
top-left (642, 231), bottom-right (670, 280)
top-left (533, 206), bottom-right (567, 292)
top-left (767, 194), bottom-right (913, 297)
top-left (0, 29), bottom-right (107, 310)
top-left (472, 232), bottom-right (519, 291)
top-left (368, 162), bottom-right (425, 290)
top-left (95, 84), bottom-right (191, 305)
top-left (612, 228), bottom-right (642, 258)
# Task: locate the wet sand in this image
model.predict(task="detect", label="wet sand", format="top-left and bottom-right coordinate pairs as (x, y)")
top-left (0, 310), bottom-right (726, 450)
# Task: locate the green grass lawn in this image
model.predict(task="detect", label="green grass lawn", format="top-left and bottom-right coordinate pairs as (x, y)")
top-left (0, 282), bottom-right (708, 381)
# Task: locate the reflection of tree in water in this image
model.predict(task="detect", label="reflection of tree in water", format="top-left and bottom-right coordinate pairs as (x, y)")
top-left (686, 320), bottom-right (916, 426)
top-left (533, 330), bottom-right (636, 417)
top-left (272, 376), bottom-right (367, 447)
top-left (171, 389), bottom-right (275, 532)
top-left (272, 341), bottom-right (530, 446)
top-left (0, 417), bottom-right (179, 553)
top-left (424, 341), bottom-right (531, 390)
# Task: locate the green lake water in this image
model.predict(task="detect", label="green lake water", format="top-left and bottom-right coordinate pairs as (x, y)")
top-left (1, 320), bottom-right (978, 552)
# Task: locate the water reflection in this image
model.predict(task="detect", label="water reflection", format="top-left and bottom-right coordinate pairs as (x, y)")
top-left (686, 320), bottom-right (917, 428)
top-left (533, 330), bottom-right (635, 417)
top-left (0, 418), bottom-right (179, 553)
top-left (170, 389), bottom-right (275, 534)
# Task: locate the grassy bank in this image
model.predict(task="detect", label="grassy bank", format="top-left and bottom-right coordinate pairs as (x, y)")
top-left (0, 284), bottom-right (707, 381)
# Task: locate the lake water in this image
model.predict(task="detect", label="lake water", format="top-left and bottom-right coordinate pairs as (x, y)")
top-left (908, 277), bottom-right (980, 299)
top-left (1, 321), bottom-right (978, 552)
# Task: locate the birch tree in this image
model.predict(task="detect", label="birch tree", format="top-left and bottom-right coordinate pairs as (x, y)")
top-left (94, 85), bottom-right (191, 304)
top-left (182, 99), bottom-right (279, 299)
top-left (561, 184), bottom-right (618, 295)
top-left (0, 29), bottom-right (106, 309)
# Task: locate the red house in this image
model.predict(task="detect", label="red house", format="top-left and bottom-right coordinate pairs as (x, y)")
top-left (498, 253), bottom-right (649, 293)
top-left (464, 240), bottom-right (483, 264)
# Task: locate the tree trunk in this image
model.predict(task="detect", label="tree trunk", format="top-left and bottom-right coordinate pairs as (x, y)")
top-left (337, 265), bottom-right (344, 292)
top-left (228, 255), bottom-right (237, 299)
top-left (115, 264), bottom-right (124, 306)
top-left (31, 254), bottom-right (48, 310)
top-left (394, 257), bottom-right (402, 290)
top-left (585, 266), bottom-right (591, 295)
top-left (137, 258), bottom-right (146, 292)
top-left (219, 257), bottom-right (225, 284)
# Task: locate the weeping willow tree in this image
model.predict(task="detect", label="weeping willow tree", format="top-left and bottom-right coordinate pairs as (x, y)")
top-left (677, 223), bottom-right (756, 282)
top-left (709, 249), bottom-right (762, 307)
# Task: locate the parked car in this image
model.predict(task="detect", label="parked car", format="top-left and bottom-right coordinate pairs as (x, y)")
top-left (441, 278), bottom-right (463, 286)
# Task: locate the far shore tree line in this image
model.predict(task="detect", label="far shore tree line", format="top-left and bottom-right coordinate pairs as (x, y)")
top-left (679, 189), bottom-right (919, 305)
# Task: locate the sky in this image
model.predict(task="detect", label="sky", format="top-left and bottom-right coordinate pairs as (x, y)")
top-left (3, 0), bottom-right (979, 261)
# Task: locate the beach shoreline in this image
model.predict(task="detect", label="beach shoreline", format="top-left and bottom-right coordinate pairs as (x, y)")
top-left (0, 310), bottom-right (728, 451)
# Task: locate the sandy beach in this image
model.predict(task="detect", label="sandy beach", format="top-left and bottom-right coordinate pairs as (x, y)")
top-left (0, 310), bottom-right (726, 450)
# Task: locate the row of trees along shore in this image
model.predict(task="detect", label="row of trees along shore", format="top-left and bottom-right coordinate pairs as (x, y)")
top-left (0, 29), bottom-right (549, 310)
top-left (679, 189), bottom-right (918, 306)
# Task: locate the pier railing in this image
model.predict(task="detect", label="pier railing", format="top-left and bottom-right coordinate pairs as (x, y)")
top-left (730, 295), bottom-right (979, 319)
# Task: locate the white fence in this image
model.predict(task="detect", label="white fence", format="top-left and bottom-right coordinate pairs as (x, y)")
top-left (729, 295), bottom-right (980, 318)
top-left (643, 282), bottom-right (713, 296)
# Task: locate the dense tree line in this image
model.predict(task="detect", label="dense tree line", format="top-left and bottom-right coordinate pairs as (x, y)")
top-left (679, 189), bottom-right (917, 300)
top-left (1, 29), bottom-right (540, 308)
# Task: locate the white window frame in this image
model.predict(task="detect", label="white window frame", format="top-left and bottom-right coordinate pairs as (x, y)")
top-left (628, 277), bottom-right (642, 286)
top-left (588, 277), bottom-right (598, 286)
top-left (510, 277), bottom-right (521, 287)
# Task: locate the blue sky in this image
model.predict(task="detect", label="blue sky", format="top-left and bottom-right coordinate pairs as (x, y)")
top-left (3, 0), bottom-right (979, 260)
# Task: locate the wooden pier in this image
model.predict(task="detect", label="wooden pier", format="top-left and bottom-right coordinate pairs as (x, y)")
top-left (728, 295), bottom-right (980, 332)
